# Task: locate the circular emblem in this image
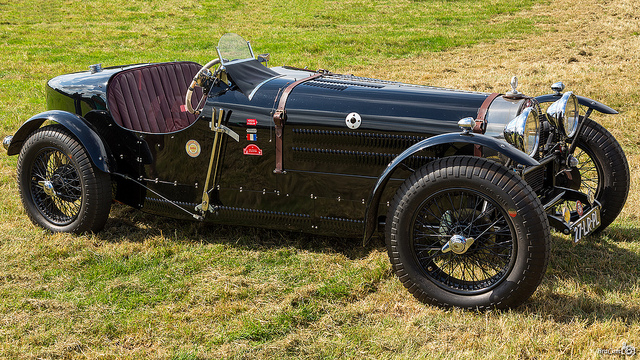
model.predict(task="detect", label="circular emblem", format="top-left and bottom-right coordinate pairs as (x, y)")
top-left (345, 112), bottom-right (361, 129)
top-left (185, 140), bottom-right (201, 158)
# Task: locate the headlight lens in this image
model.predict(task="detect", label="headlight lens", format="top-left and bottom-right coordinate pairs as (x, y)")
top-left (546, 91), bottom-right (579, 137)
top-left (504, 106), bottom-right (540, 156)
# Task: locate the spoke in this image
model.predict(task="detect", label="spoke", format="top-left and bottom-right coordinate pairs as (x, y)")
top-left (460, 258), bottom-right (470, 282)
top-left (578, 165), bottom-right (597, 172)
top-left (421, 251), bottom-right (448, 262)
top-left (421, 208), bottom-right (446, 235)
top-left (464, 204), bottom-right (496, 233)
top-left (469, 195), bottom-right (484, 223)
top-left (448, 257), bottom-right (457, 282)
top-left (33, 154), bottom-right (50, 180)
top-left (473, 257), bottom-right (497, 279)
top-left (477, 229), bottom-right (512, 241)
top-left (467, 259), bottom-right (478, 283)
top-left (472, 251), bottom-right (505, 272)
top-left (432, 196), bottom-right (446, 221)
top-left (433, 256), bottom-right (452, 273)
top-left (415, 217), bottom-right (438, 233)
top-left (446, 192), bottom-right (458, 220)
top-left (414, 243), bottom-right (443, 251)
top-left (473, 218), bottom-right (502, 239)
top-left (469, 258), bottom-right (496, 278)
top-left (413, 233), bottom-right (449, 241)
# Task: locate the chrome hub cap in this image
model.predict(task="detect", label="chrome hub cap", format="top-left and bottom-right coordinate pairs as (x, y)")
top-left (38, 180), bottom-right (56, 197)
top-left (441, 234), bottom-right (475, 255)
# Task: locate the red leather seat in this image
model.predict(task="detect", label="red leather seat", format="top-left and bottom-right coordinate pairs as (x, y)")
top-left (106, 62), bottom-right (203, 133)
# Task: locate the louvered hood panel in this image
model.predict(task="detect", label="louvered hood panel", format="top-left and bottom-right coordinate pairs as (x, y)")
top-left (271, 67), bottom-right (490, 137)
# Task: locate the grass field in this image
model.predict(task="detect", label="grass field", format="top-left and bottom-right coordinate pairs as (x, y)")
top-left (1, 0), bottom-right (640, 358)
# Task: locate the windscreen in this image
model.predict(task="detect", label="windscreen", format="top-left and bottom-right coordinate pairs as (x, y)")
top-left (217, 33), bottom-right (279, 97)
top-left (217, 33), bottom-right (253, 64)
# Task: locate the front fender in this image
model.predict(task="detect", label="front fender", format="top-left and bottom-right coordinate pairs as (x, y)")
top-left (7, 110), bottom-right (112, 172)
top-left (362, 132), bottom-right (539, 243)
top-left (535, 94), bottom-right (618, 114)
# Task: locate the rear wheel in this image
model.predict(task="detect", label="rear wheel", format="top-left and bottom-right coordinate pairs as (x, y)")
top-left (386, 156), bottom-right (550, 309)
top-left (17, 125), bottom-right (112, 233)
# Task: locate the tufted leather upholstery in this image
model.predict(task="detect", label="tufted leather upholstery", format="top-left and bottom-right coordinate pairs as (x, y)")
top-left (106, 62), bottom-right (203, 133)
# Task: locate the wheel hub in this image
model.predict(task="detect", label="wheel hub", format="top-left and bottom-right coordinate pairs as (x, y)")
top-left (441, 234), bottom-right (475, 255)
top-left (38, 180), bottom-right (56, 197)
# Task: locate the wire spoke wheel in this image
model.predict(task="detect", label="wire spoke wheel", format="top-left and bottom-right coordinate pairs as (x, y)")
top-left (386, 156), bottom-right (549, 309)
top-left (553, 117), bottom-right (629, 231)
top-left (17, 125), bottom-right (112, 233)
top-left (411, 189), bottom-right (515, 294)
top-left (30, 147), bottom-right (82, 225)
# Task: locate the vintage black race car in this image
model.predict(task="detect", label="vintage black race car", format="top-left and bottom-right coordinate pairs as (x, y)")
top-left (3, 34), bottom-right (630, 309)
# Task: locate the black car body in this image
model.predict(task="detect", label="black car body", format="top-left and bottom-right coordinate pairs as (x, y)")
top-left (3, 34), bottom-right (629, 309)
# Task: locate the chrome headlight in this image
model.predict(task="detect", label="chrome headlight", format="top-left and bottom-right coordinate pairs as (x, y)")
top-left (504, 106), bottom-right (540, 156)
top-left (546, 91), bottom-right (579, 137)
top-left (2, 135), bottom-right (12, 151)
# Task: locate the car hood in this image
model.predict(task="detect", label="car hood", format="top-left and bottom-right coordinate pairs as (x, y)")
top-left (252, 66), bottom-right (494, 136)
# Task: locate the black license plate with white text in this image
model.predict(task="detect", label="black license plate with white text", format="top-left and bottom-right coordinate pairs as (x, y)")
top-left (571, 206), bottom-right (601, 243)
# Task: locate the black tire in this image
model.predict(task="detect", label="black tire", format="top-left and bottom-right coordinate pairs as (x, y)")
top-left (566, 117), bottom-right (629, 232)
top-left (386, 156), bottom-right (550, 309)
top-left (17, 125), bottom-right (112, 233)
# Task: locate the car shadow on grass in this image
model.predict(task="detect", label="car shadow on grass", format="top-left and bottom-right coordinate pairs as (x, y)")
top-left (99, 204), bottom-right (386, 260)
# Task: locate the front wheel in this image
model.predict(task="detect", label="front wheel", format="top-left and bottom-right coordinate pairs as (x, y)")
top-left (565, 117), bottom-right (629, 232)
top-left (17, 125), bottom-right (112, 233)
top-left (386, 156), bottom-right (550, 309)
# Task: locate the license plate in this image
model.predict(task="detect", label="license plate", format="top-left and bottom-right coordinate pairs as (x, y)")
top-left (571, 206), bottom-right (601, 243)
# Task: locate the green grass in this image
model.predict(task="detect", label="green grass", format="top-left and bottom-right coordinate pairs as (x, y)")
top-left (0, 0), bottom-right (538, 135)
top-left (2, 0), bottom-right (640, 358)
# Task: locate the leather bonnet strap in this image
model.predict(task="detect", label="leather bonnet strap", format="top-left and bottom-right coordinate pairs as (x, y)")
top-left (272, 73), bottom-right (323, 174)
top-left (474, 92), bottom-right (500, 134)
top-left (473, 92), bottom-right (500, 156)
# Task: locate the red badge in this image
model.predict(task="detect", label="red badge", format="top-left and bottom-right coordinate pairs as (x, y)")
top-left (247, 119), bottom-right (257, 126)
top-left (576, 201), bottom-right (584, 217)
top-left (243, 144), bottom-right (262, 156)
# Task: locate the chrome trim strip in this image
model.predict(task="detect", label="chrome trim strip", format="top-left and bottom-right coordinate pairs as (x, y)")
top-left (248, 74), bottom-right (284, 100)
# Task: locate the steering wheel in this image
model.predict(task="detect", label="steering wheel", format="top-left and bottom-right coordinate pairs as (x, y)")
top-left (185, 58), bottom-right (221, 114)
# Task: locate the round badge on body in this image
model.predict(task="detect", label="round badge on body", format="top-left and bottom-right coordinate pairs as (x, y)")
top-left (186, 140), bottom-right (201, 158)
top-left (345, 112), bottom-right (361, 129)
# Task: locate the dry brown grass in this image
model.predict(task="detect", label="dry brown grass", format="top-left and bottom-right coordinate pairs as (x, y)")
top-left (359, 0), bottom-right (640, 224)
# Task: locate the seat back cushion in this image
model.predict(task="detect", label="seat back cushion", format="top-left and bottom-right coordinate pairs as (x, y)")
top-left (106, 61), bottom-right (203, 133)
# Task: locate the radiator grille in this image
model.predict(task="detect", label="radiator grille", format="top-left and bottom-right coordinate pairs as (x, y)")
top-left (524, 166), bottom-right (545, 193)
